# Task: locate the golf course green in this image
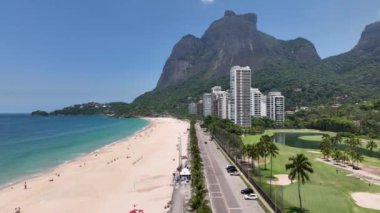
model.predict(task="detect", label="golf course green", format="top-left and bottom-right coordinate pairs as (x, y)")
top-left (243, 130), bottom-right (380, 212)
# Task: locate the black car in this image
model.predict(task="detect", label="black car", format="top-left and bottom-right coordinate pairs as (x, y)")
top-left (227, 167), bottom-right (238, 173)
top-left (241, 188), bottom-right (254, 194)
top-left (226, 165), bottom-right (236, 170)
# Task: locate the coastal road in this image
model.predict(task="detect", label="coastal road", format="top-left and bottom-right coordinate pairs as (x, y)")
top-left (196, 123), bottom-right (264, 213)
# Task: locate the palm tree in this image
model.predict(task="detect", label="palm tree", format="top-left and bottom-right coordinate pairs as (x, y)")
top-left (267, 142), bottom-right (279, 195)
top-left (331, 134), bottom-right (342, 147)
top-left (258, 135), bottom-right (271, 170)
top-left (285, 154), bottom-right (314, 212)
top-left (366, 140), bottom-right (378, 156)
top-left (320, 136), bottom-right (332, 159)
top-left (256, 141), bottom-right (265, 169)
top-left (241, 144), bottom-right (250, 164)
top-left (346, 137), bottom-right (361, 165)
top-left (352, 152), bottom-right (364, 168)
top-left (332, 148), bottom-right (342, 163)
top-left (248, 144), bottom-right (259, 170)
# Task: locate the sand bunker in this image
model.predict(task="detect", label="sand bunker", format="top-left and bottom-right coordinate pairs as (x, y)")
top-left (268, 174), bottom-right (294, 186)
top-left (351, 192), bottom-right (380, 210)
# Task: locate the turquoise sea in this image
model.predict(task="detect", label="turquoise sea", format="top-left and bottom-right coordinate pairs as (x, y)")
top-left (0, 114), bottom-right (148, 187)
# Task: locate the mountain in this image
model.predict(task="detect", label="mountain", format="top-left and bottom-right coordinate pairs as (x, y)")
top-left (315, 21), bottom-right (380, 99)
top-left (130, 12), bottom-right (380, 116)
top-left (157, 10), bottom-right (320, 89)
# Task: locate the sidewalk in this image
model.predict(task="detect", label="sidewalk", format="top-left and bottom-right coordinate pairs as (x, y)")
top-left (169, 180), bottom-right (191, 213)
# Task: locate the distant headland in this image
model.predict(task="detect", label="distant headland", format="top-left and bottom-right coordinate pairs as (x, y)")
top-left (31, 102), bottom-right (135, 118)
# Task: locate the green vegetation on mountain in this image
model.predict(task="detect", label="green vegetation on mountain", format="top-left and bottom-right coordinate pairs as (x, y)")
top-left (285, 99), bottom-right (380, 138)
top-left (130, 11), bottom-right (380, 115)
top-left (42, 11), bottom-right (380, 138)
top-left (48, 102), bottom-right (131, 116)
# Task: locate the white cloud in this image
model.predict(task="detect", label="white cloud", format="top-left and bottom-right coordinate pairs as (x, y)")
top-left (201, 0), bottom-right (215, 4)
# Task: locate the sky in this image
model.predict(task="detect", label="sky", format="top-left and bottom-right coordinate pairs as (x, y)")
top-left (0, 0), bottom-right (379, 113)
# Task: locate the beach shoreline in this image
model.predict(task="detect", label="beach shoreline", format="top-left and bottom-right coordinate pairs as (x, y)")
top-left (0, 118), bottom-right (152, 191)
top-left (0, 117), bottom-right (189, 213)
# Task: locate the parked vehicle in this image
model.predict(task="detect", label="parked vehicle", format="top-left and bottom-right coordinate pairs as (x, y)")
top-left (227, 167), bottom-right (237, 173)
top-left (244, 193), bottom-right (258, 200)
top-left (226, 165), bottom-right (236, 170)
top-left (230, 171), bottom-right (239, 176)
top-left (241, 188), bottom-right (254, 194)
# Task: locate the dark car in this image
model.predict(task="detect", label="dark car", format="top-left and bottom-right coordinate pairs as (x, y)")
top-left (241, 188), bottom-right (254, 194)
top-left (227, 167), bottom-right (238, 173)
top-left (204, 141), bottom-right (207, 144)
top-left (226, 165), bottom-right (236, 170)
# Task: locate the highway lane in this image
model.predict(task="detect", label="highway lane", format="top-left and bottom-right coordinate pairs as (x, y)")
top-left (196, 123), bottom-right (264, 213)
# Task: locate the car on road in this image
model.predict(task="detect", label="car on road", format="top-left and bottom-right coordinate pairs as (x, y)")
top-left (227, 167), bottom-right (237, 173)
top-left (244, 193), bottom-right (258, 200)
top-left (226, 165), bottom-right (236, 170)
top-left (230, 171), bottom-right (239, 176)
top-left (241, 188), bottom-right (254, 194)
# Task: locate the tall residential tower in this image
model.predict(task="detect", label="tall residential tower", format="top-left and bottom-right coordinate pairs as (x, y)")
top-left (250, 88), bottom-right (267, 117)
top-left (230, 66), bottom-right (251, 127)
top-left (266, 92), bottom-right (285, 122)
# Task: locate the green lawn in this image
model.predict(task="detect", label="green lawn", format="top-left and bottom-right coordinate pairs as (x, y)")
top-left (243, 137), bottom-right (380, 213)
top-left (298, 135), bottom-right (324, 141)
top-left (243, 129), bottom-right (335, 144)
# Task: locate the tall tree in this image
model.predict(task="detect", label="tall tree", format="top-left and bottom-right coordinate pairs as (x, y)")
top-left (258, 135), bottom-right (272, 169)
top-left (332, 148), bottom-right (342, 163)
top-left (248, 144), bottom-right (260, 170)
top-left (353, 152), bottom-right (364, 168)
top-left (320, 135), bottom-right (332, 159)
top-left (241, 144), bottom-right (250, 164)
top-left (285, 154), bottom-right (314, 212)
top-left (366, 140), bottom-right (378, 156)
top-left (331, 134), bottom-right (342, 147)
top-left (267, 142), bottom-right (279, 195)
top-left (346, 137), bottom-right (362, 165)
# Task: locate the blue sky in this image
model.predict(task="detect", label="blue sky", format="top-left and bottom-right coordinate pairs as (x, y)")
top-left (0, 0), bottom-right (379, 113)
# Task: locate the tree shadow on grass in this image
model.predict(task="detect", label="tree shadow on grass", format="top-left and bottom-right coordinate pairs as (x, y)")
top-left (285, 206), bottom-right (310, 213)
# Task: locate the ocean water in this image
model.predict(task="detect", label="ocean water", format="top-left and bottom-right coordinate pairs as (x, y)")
top-left (0, 114), bottom-right (148, 187)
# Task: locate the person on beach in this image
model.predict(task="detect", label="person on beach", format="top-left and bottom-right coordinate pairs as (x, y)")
top-left (24, 182), bottom-right (27, 190)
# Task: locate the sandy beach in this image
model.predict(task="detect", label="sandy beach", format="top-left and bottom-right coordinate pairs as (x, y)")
top-left (0, 117), bottom-right (189, 213)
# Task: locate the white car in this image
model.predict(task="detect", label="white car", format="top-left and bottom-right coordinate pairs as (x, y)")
top-left (230, 171), bottom-right (239, 176)
top-left (244, 193), bottom-right (258, 200)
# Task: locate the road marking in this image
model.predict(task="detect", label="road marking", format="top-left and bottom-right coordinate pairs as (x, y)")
top-left (197, 125), bottom-right (230, 213)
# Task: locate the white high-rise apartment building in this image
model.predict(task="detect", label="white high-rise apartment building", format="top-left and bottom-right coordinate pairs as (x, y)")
top-left (188, 102), bottom-right (197, 115)
top-left (211, 86), bottom-right (222, 94)
top-left (266, 92), bottom-right (285, 122)
top-left (260, 95), bottom-right (267, 117)
top-left (230, 66), bottom-right (251, 127)
top-left (216, 91), bottom-right (229, 119)
top-left (250, 88), bottom-right (267, 117)
top-left (211, 86), bottom-right (229, 119)
top-left (203, 93), bottom-right (213, 116)
top-left (211, 86), bottom-right (222, 116)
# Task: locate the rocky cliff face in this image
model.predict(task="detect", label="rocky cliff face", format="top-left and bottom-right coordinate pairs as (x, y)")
top-left (130, 11), bottom-right (380, 115)
top-left (353, 21), bottom-right (380, 53)
top-left (156, 10), bottom-right (320, 89)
